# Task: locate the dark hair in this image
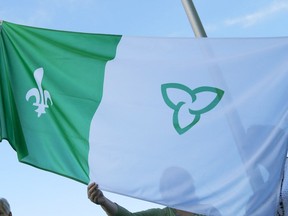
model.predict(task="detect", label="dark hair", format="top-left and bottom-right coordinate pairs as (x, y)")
top-left (0, 198), bottom-right (11, 214)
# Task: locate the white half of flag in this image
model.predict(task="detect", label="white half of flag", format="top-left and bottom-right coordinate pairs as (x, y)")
top-left (89, 37), bottom-right (288, 216)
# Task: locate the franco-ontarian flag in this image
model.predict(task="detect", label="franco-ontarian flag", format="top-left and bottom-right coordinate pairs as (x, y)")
top-left (1, 21), bottom-right (288, 216)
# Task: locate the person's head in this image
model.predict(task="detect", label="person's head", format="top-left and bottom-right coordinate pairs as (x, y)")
top-left (0, 198), bottom-right (12, 216)
top-left (159, 166), bottom-right (197, 205)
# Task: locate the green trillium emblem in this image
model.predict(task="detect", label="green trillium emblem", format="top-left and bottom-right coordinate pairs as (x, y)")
top-left (161, 83), bottom-right (224, 135)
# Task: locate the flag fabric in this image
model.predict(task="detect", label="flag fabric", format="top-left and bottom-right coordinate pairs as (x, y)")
top-left (1, 21), bottom-right (288, 216)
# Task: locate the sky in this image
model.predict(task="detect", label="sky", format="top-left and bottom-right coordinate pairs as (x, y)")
top-left (0, 0), bottom-right (288, 216)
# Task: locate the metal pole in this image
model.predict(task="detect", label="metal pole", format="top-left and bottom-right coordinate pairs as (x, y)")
top-left (181, 0), bottom-right (262, 199)
top-left (181, 0), bottom-right (207, 38)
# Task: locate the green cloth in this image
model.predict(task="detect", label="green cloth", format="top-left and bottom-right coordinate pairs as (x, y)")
top-left (116, 205), bottom-right (176, 216)
top-left (115, 205), bottom-right (205, 216)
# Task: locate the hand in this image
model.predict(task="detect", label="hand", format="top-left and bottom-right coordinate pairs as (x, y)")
top-left (87, 182), bottom-right (106, 205)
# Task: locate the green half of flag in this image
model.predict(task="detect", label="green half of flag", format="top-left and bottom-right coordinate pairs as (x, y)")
top-left (0, 21), bottom-right (121, 183)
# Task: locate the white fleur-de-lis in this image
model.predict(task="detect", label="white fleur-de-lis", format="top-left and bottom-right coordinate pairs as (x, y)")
top-left (26, 67), bottom-right (53, 117)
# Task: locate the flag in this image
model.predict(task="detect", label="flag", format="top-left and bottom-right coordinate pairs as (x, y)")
top-left (1, 21), bottom-right (288, 216)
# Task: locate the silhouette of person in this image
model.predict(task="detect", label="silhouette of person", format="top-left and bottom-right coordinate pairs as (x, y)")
top-left (159, 166), bottom-right (221, 216)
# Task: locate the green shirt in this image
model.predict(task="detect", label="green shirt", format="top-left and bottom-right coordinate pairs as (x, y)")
top-left (116, 205), bottom-right (176, 216)
top-left (115, 205), bottom-right (203, 216)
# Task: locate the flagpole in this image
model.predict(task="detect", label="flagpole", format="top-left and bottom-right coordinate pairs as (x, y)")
top-left (181, 0), bottom-right (263, 195)
top-left (181, 0), bottom-right (207, 38)
top-left (181, 0), bottom-right (248, 163)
